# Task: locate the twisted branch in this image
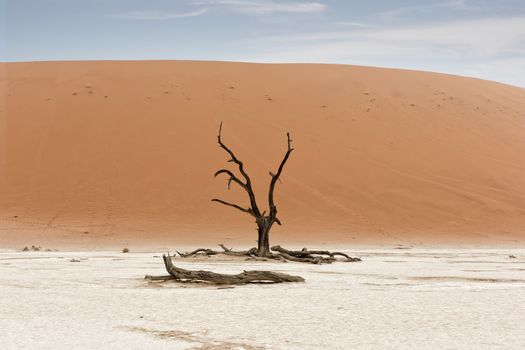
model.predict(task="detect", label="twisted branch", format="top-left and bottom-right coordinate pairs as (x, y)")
top-left (215, 122), bottom-right (261, 216)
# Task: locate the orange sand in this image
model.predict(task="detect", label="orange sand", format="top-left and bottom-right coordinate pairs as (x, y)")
top-left (1, 61), bottom-right (524, 249)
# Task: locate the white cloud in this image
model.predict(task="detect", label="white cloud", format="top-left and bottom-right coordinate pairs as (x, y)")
top-left (192, 0), bottom-right (326, 14)
top-left (115, 9), bottom-right (207, 20)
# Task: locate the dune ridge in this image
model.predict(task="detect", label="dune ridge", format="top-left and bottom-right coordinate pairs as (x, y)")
top-left (1, 60), bottom-right (525, 248)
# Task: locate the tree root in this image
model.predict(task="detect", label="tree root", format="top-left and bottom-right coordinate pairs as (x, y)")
top-left (272, 251), bottom-right (331, 264)
top-left (145, 253), bottom-right (304, 285)
top-left (175, 244), bottom-right (361, 264)
top-left (176, 248), bottom-right (219, 257)
top-left (271, 245), bottom-right (362, 264)
top-left (176, 244), bottom-right (257, 258)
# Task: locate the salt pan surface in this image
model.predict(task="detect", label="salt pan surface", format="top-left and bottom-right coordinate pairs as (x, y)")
top-left (0, 248), bottom-right (524, 349)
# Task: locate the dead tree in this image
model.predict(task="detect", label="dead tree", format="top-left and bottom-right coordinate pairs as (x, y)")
top-left (212, 123), bottom-right (293, 257)
top-left (159, 123), bottom-right (361, 265)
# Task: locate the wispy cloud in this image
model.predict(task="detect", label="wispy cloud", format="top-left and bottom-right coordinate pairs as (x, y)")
top-left (115, 1), bottom-right (325, 21)
top-left (361, 17), bottom-right (525, 57)
top-left (251, 16), bottom-right (525, 58)
top-left (232, 15), bottom-right (525, 86)
top-left (336, 22), bottom-right (366, 28)
top-left (192, 0), bottom-right (326, 14)
top-left (115, 9), bottom-right (207, 20)
top-left (380, 0), bottom-right (476, 18)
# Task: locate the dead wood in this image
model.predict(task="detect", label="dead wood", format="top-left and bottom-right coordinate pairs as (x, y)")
top-left (272, 251), bottom-right (333, 264)
top-left (148, 253), bottom-right (304, 285)
top-left (177, 244), bottom-right (256, 258)
top-left (144, 275), bottom-right (174, 281)
top-left (177, 248), bottom-right (219, 257)
top-left (175, 243), bottom-right (361, 264)
top-left (271, 245), bottom-right (361, 263)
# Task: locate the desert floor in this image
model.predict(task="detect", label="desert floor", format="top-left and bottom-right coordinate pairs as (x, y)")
top-left (1, 247), bottom-right (524, 349)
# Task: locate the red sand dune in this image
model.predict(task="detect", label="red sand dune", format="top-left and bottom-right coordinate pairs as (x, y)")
top-left (1, 61), bottom-right (525, 248)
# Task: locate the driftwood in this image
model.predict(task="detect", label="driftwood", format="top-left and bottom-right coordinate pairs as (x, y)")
top-left (145, 254), bottom-right (304, 285)
top-left (175, 243), bottom-right (361, 264)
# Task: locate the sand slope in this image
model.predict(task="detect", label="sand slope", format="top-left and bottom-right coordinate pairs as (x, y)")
top-left (1, 61), bottom-right (525, 248)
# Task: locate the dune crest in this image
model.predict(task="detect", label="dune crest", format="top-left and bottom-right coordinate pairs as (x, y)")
top-left (1, 61), bottom-right (525, 248)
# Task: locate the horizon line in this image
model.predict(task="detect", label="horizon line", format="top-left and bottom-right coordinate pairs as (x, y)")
top-left (2, 58), bottom-right (523, 89)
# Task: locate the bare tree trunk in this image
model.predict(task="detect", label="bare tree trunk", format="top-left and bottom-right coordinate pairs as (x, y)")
top-left (256, 218), bottom-right (272, 257)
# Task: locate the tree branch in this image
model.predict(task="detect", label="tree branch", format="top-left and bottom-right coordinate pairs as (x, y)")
top-left (217, 122), bottom-right (261, 216)
top-left (214, 169), bottom-right (246, 190)
top-left (268, 132), bottom-right (294, 218)
top-left (211, 198), bottom-right (254, 216)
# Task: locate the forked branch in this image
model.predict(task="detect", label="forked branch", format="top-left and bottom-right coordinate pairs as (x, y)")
top-left (214, 169), bottom-right (246, 190)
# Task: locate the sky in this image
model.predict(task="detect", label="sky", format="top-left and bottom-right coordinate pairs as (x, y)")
top-left (1, 0), bottom-right (525, 87)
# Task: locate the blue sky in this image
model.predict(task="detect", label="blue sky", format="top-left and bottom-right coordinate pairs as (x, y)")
top-left (2, 0), bottom-right (525, 87)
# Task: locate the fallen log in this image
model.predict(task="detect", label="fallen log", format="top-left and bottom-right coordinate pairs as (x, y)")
top-left (146, 253), bottom-right (305, 285)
